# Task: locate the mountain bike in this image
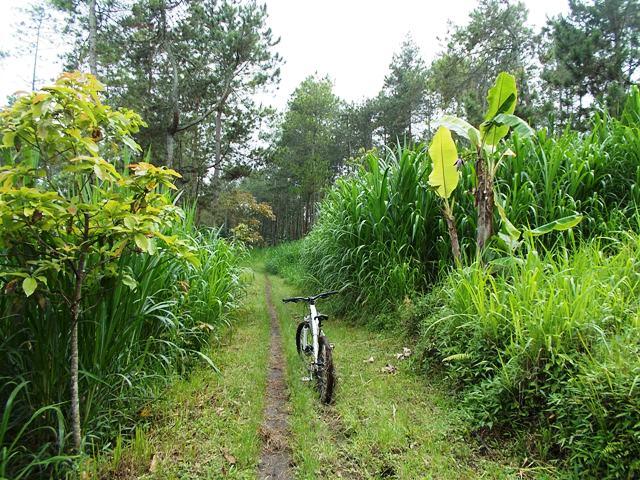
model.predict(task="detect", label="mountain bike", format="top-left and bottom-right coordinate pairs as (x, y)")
top-left (282, 290), bottom-right (339, 404)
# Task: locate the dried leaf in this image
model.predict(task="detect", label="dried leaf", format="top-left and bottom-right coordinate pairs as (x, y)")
top-left (222, 449), bottom-right (236, 465)
top-left (381, 364), bottom-right (397, 374)
top-left (363, 356), bottom-right (374, 363)
top-left (149, 453), bottom-right (158, 472)
top-left (395, 348), bottom-right (412, 360)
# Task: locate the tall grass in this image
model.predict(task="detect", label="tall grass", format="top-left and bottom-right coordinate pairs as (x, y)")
top-left (0, 210), bottom-right (246, 478)
top-left (286, 88), bottom-right (640, 475)
top-left (298, 90), bottom-right (640, 319)
top-left (301, 146), bottom-right (445, 315)
top-left (411, 236), bottom-right (640, 478)
top-left (264, 240), bottom-right (306, 285)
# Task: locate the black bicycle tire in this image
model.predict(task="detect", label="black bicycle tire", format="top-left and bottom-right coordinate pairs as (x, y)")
top-left (295, 321), bottom-right (311, 357)
top-left (316, 335), bottom-right (335, 404)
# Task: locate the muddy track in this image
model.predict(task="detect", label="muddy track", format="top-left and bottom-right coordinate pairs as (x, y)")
top-left (257, 275), bottom-right (293, 479)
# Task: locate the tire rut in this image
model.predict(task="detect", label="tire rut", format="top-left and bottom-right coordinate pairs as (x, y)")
top-left (257, 275), bottom-right (293, 479)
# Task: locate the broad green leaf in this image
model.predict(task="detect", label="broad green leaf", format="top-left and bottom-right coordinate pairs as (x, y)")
top-left (122, 135), bottom-right (141, 152)
top-left (494, 198), bottom-right (520, 240)
top-left (436, 115), bottom-right (481, 147)
top-left (428, 127), bottom-right (459, 199)
top-left (134, 233), bottom-right (150, 252)
top-left (493, 113), bottom-right (534, 138)
top-left (529, 215), bottom-right (583, 236)
top-left (2, 131), bottom-right (16, 148)
top-left (123, 215), bottom-right (137, 229)
top-left (22, 277), bottom-right (37, 297)
top-left (121, 274), bottom-right (138, 291)
top-left (481, 72), bottom-right (517, 146)
top-left (147, 238), bottom-right (157, 255)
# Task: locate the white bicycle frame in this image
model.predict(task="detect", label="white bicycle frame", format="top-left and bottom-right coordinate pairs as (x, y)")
top-left (305, 303), bottom-right (320, 364)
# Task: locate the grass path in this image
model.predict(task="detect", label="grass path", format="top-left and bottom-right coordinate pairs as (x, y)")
top-left (106, 271), bottom-right (271, 479)
top-left (268, 272), bottom-right (520, 480)
top-left (105, 266), bottom-right (522, 479)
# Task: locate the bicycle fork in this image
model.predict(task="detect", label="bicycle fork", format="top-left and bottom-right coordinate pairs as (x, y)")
top-left (309, 303), bottom-right (320, 367)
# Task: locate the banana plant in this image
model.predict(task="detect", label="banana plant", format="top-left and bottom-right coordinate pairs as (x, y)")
top-left (436, 72), bottom-right (534, 257)
top-left (428, 126), bottom-right (461, 264)
top-left (495, 197), bottom-right (583, 253)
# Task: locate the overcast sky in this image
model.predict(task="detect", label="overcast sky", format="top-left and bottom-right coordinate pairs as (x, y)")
top-left (0, 0), bottom-right (569, 109)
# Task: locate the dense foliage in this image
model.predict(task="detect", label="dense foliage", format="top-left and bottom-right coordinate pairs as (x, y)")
top-left (266, 84), bottom-right (640, 476)
top-left (300, 147), bottom-right (443, 313)
top-left (409, 238), bottom-right (640, 477)
top-left (0, 75), bottom-right (245, 478)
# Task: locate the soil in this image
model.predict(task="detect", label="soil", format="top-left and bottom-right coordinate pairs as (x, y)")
top-left (257, 275), bottom-right (293, 479)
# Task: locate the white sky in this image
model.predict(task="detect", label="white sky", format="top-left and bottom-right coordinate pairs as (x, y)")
top-left (0, 0), bottom-right (569, 110)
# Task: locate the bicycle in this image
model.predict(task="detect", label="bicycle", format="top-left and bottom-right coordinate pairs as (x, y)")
top-left (282, 290), bottom-right (339, 404)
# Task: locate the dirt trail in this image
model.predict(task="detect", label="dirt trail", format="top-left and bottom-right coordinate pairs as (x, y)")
top-left (257, 275), bottom-right (293, 479)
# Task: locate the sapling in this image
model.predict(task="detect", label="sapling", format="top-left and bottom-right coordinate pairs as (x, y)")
top-left (0, 72), bottom-right (196, 452)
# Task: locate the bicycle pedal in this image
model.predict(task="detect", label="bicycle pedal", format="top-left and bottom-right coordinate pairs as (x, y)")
top-left (301, 376), bottom-right (312, 382)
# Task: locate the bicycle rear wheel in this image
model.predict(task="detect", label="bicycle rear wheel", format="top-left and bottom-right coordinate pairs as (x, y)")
top-left (316, 335), bottom-right (335, 404)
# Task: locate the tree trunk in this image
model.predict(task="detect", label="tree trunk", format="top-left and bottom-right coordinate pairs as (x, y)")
top-left (31, 15), bottom-right (43, 90)
top-left (214, 109), bottom-right (223, 177)
top-left (166, 132), bottom-right (176, 169)
top-left (69, 273), bottom-right (83, 453)
top-left (164, 5), bottom-right (179, 168)
top-left (444, 207), bottom-right (461, 265)
top-left (69, 212), bottom-right (90, 453)
top-left (475, 151), bottom-right (494, 254)
top-left (88, 0), bottom-right (97, 76)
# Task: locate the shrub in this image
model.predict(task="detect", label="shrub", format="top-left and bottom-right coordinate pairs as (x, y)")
top-left (0, 75), bottom-right (245, 477)
top-left (415, 236), bottom-right (640, 477)
top-left (264, 240), bottom-right (306, 285)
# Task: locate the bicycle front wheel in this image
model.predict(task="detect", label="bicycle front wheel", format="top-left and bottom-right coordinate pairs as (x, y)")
top-left (296, 321), bottom-right (312, 357)
top-left (316, 335), bottom-right (335, 404)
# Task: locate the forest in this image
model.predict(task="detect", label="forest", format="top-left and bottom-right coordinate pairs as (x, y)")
top-left (1, 0), bottom-right (639, 479)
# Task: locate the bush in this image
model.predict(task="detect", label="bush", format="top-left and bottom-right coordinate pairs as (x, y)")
top-left (414, 236), bottom-right (640, 478)
top-left (264, 240), bottom-right (306, 285)
top-left (301, 146), bottom-right (446, 316)
top-left (0, 74), bottom-right (246, 477)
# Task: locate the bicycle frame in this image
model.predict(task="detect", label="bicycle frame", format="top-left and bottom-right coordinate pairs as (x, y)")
top-left (282, 289), bottom-right (338, 367)
top-left (306, 302), bottom-right (320, 364)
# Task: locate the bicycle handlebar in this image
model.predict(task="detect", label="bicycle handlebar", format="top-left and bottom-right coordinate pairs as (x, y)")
top-left (282, 290), bottom-right (340, 304)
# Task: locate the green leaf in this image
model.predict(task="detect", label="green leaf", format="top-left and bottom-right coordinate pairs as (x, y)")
top-left (436, 115), bottom-right (481, 147)
top-left (494, 198), bottom-right (520, 240)
top-left (22, 277), bottom-right (37, 297)
top-left (493, 114), bottom-right (534, 138)
top-left (134, 233), bottom-right (150, 252)
top-left (529, 215), bottom-right (583, 236)
top-left (123, 215), bottom-right (137, 230)
top-left (121, 274), bottom-right (138, 291)
top-left (481, 72), bottom-right (517, 146)
top-left (2, 131), bottom-right (16, 148)
top-left (121, 135), bottom-right (141, 152)
top-left (428, 127), bottom-right (459, 199)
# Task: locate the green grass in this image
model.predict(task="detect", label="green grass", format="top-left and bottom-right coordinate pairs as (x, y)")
top-left (97, 270), bottom-right (270, 479)
top-left (0, 214), bottom-right (247, 477)
top-left (412, 236), bottom-right (640, 478)
top-left (269, 272), bottom-right (526, 479)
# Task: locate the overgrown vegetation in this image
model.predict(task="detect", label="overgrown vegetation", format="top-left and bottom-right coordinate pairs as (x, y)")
top-left (4, 0), bottom-right (640, 477)
top-left (0, 75), bottom-right (245, 478)
top-left (266, 81), bottom-right (640, 477)
top-left (409, 237), bottom-right (640, 477)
